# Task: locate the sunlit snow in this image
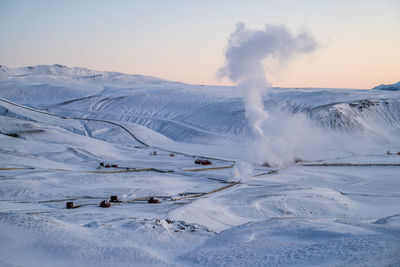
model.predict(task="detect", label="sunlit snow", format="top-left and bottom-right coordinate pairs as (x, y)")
top-left (0, 65), bottom-right (399, 266)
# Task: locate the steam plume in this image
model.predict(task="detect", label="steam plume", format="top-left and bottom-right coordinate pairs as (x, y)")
top-left (219, 23), bottom-right (319, 168)
top-left (219, 23), bottom-right (318, 137)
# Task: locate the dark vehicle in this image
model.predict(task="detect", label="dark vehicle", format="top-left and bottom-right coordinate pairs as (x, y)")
top-left (195, 159), bottom-right (212, 165)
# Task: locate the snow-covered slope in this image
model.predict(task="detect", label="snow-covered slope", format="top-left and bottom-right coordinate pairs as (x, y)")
top-left (45, 86), bottom-right (400, 144)
top-left (0, 64), bottom-right (185, 106)
top-left (1, 65), bottom-right (400, 145)
top-left (0, 65), bottom-right (399, 266)
top-left (373, 81), bottom-right (400, 91)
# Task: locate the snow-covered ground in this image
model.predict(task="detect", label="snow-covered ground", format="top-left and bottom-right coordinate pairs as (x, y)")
top-left (0, 65), bottom-right (399, 266)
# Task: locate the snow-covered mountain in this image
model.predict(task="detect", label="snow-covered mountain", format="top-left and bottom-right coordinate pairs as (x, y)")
top-left (1, 65), bottom-right (399, 266)
top-left (373, 81), bottom-right (400, 91)
top-left (1, 65), bottom-right (399, 145)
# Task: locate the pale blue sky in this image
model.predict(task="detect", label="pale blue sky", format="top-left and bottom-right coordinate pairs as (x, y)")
top-left (1, 0), bottom-right (399, 88)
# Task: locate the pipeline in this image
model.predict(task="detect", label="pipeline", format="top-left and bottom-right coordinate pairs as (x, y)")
top-left (0, 98), bottom-right (233, 162)
top-left (183, 165), bottom-right (234, 172)
top-left (0, 167), bottom-right (35, 170)
top-left (64, 168), bottom-right (282, 209)
top-left (63, 179), bottom-right (242, 209)
top-left (301, 163), bottom-right (400, 167)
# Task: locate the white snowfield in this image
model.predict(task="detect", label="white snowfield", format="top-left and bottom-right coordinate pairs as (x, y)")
top-left (0, 64), bottom-right (399, 266)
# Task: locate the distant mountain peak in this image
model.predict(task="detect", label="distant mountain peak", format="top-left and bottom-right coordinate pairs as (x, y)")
top-left (373, 81), bottom-right (400, 91)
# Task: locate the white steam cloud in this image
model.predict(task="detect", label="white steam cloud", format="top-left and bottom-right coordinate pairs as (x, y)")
top-left (219, 23), bottom-right (319, 168)
top-left (219, 22), bottom-right (318, 137)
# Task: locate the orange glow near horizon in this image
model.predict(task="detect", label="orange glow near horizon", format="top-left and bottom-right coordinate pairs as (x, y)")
top-left (1, 1), bottom-right (399, 89)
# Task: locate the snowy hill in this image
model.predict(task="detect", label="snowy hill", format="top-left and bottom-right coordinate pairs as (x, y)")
top-left (1, 65), bottom-right (400, 145)
top-left (0, 65), bottom-right (399, 266)
top-left (373, 81), bottom-right (400, 91)
top-left (0, 64), bottom-right (185, 106)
